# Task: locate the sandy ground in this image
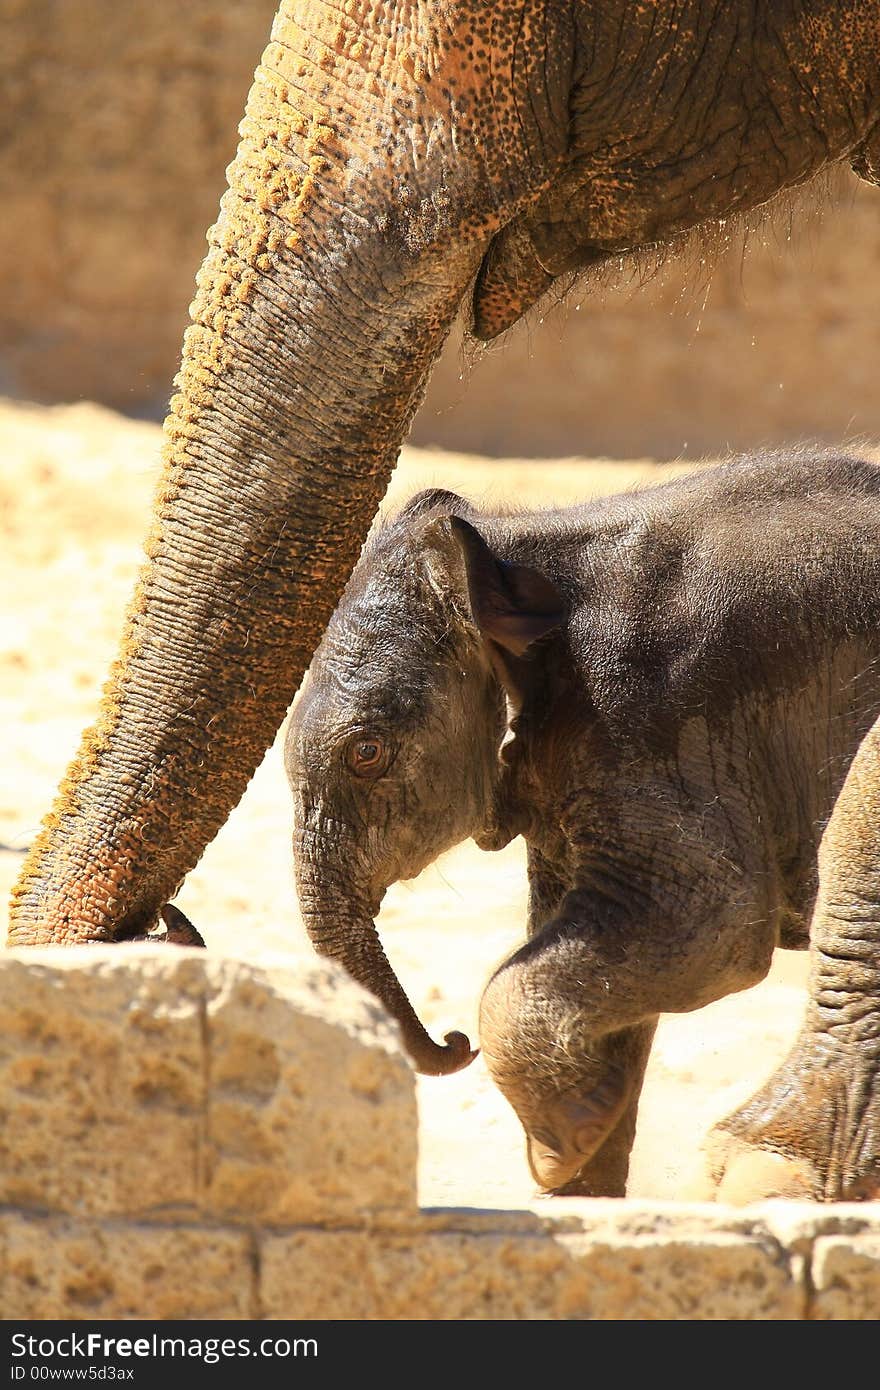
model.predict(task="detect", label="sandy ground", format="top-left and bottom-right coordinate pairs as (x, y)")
top-left (1, 399), bottom-right (810, 1208)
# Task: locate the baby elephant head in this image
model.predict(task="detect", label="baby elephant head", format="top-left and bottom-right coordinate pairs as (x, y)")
top-left (285, 490), bottom-right (564, 1074)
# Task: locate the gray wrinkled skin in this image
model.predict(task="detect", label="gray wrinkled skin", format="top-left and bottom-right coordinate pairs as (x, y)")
top-left (287, 451), bottom-right (880, 1198)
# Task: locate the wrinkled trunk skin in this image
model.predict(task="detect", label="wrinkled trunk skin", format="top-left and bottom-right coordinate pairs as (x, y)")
top-left (9, 1), bottom-right (567, 944)
top-left (300, 895), bottom-right (475, 1076)
top-left (294, 814), bottom-right (477, 1074)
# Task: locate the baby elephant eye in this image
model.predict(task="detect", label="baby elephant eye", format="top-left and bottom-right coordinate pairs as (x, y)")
top-left (345, 735), bottom-right (390, 779)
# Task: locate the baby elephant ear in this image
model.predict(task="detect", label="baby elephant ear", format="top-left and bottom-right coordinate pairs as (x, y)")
top-left (398, 488), bottom-right (472, 521)
top-left (450, 516), bottom-right (565, 656)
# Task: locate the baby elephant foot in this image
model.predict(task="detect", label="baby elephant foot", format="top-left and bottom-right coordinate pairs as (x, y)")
top-left (526, 1074), bottom-right (630, 1195)
top-left (697, 1039), bottom-right (880, 1204)
top-left (535, 1108), bottom-right (637, 1198)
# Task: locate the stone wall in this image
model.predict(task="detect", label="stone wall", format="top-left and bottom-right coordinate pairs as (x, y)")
top-left (0, 0), bottom-right (278, 413)
top-left (1, 2), bottom-right (879, 456)
top-left (2, 947), bottom-right (879, 1320)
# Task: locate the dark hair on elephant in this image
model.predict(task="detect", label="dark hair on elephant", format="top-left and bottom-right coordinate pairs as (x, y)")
top-left (468, 163), bottom-right (847, 346)
top-left (396, 488), bottom-right (476, 522)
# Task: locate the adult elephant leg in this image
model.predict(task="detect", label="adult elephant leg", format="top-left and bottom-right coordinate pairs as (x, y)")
top-left (8, 0), bottom-right (571, 945)
top-left (705, 717), bottom-right (880, 1202)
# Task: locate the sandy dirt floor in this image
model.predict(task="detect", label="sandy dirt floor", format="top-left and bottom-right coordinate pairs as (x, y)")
top-left (1, 400), bottom-right (811, 1208)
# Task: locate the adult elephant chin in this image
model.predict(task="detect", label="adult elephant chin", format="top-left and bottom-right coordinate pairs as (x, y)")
top-left (8, 0), bottom-right (880, 947)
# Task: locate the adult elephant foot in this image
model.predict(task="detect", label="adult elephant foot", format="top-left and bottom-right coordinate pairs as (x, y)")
top-left (696, 1037), bottom-right (880, 1203)
top-left (696, 713), bottom-right (880, 1205)
top-left (702, 834), bottom-right (880, 1204)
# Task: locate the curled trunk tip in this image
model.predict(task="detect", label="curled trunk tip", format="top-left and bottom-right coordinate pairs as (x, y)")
top-left (302, 904), bottom-right (478, 1076)
top-left (406, 1027), bottom-right (478, 1077)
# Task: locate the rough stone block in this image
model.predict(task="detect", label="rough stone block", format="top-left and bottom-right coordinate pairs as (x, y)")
top-left (0, 948), bottom-right (417, 1225)
top-left (260, 1223), bottom-right (803, 1320)
top-left (554, 1232), bottom-right (803, 1320)
top-left (0, 948), bottom-right (206, 1218)
top-left (0, 1213), bottom-right (252, 1320)
top-left (200, 954), bottom-right (417, 1224)
top-left (811, 1236), bottom-right (880, 1319)
top-left (260, 1230), bottom-right (563, 1320)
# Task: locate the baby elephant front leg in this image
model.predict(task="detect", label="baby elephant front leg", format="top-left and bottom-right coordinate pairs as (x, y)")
top-left (533, 1020), bottom-right (657, 1198)
top-left (479, 913), bottom-right (657, 1197)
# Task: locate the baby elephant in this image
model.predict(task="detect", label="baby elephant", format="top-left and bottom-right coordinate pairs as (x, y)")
top-left (286, 451), bottom-right (880, 1201)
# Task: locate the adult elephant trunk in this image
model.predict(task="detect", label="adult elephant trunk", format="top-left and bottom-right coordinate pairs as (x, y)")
top-left (9, 1), bottom-right (569, 945)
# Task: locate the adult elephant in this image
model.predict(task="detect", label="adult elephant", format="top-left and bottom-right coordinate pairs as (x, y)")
top-left (8, 1), bottom-right (880, 1193)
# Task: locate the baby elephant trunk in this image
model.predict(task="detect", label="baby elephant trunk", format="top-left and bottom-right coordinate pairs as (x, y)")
top-left (299, 895), bottom-right (476, 1077)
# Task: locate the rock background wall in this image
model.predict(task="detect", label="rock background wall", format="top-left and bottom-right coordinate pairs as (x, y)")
top-left (1, 1), bottom-right (879, 456)
top-left (0, 0), bottom-right (278, 413)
